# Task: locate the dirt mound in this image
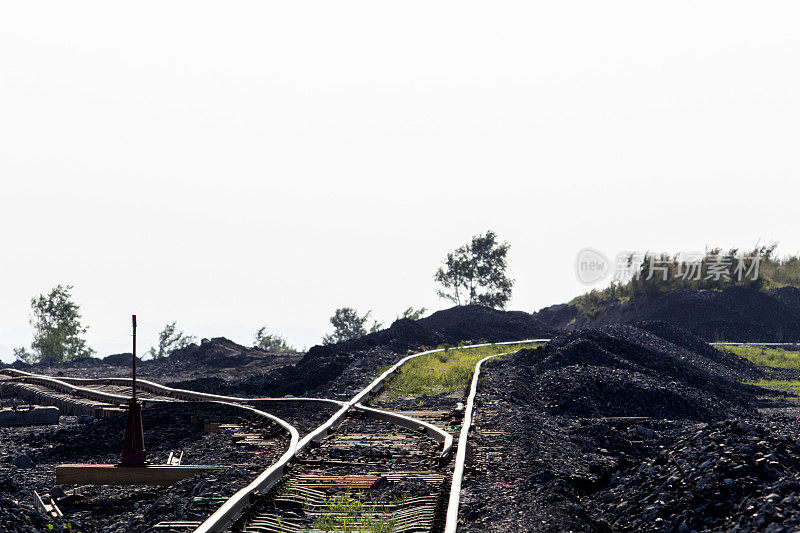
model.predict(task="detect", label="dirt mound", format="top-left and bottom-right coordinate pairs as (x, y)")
top-left (300, 318), bottom-right (439, 366)
top-left (167, 337), bottom-right (265, 367)
top-left (507, 324), bottom-right (761, 420)
top-left (768, 285), bottom-right (800, 309)
top-left (8, 355), bottom-right (106, 371)
top-left (206, 305), bottom-right (557, 399)
top-left (101, 353), bottom-right (142, 366)
top-left (535, 287), bottom-right (800, 342)
top-left (416, 304), bottom-right (556, 343)
top-left (302, 305), bottom-right (555, 365)
top-left (183, 351), bottom-right (357, 398)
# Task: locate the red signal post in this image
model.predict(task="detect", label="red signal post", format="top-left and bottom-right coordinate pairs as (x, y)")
top-left (121, 314), bottom-right (146, 465)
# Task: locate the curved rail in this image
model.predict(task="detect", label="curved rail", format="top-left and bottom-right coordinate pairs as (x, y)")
top-left (194, 339), bottom-right (546, 533)
top-left (8, 338), bottom-right (796, 532)
top-left (0, 372), bottom-right (299, 446)
top-left (1, 374), bottom-right (154, 405)
top-left (2, 340), bottom-right (546, 533)
top-left (444, 353), bottom-right (508, 533)
top-left (0, 369), bottom-right (342, 408)
top-left (354, 403), bottom-right (453, 458)
top-left (0, 370), bottom-right (301, 515)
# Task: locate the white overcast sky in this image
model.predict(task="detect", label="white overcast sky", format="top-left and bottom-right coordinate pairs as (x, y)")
top-left (2, 2), bottom-right (799, 362)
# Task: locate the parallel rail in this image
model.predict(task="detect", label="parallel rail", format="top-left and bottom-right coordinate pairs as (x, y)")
top-left (444, 353), bottom-right (507, 533)
top-left (195, 339), bottom-right (548, 533)
top-left (0, 368), bottom-right (342, 408)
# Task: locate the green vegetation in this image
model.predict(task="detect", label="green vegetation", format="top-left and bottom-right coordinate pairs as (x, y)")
top-left (253, 326), bottom-right (297, 352)
top-left (434, 230), bottom-right (514, 309)
top-left (147, 322), bottom-right (196, 359)
top-left (323, 307), bottom-right (383, 345)
top-left (312, 490), bottom-right (401, 533)
top-left (14, 284), bottom-right (94, 363)
top-left (571, 244), bottom-right (800, 319)
top-left (745, 379), bottom-right (800, 396)
top-left (386, 342), bottom-right (544, 397)
top-left (243, 481), bottom-right (404, 533)
top-left (725, 346), bottom-right (800, 398)
top-left (719, 345), bottom-right (800, 370)
top-left (396, 306), bottom-right (427, 321)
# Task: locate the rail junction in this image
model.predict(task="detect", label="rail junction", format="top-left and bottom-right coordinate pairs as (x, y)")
top-left (0, 340), bottom-right (546, 532)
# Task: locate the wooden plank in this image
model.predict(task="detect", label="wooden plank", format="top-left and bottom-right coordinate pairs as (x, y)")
top-left (0, 406), bottom-right (59, 426)
top-left (56, 464), bottom-right (224, 486)
top-left (33, 490), bottom-right (63, 518)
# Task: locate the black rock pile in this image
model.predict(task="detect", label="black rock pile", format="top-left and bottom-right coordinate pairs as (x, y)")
top-left (459, 322), bottom-right (800, 532)
top-left (191, 305), bottom-right (557, 399)
top-left (300, 304), bottom-right (556, 368)
top-left (167, 337), bottom-right (267, 367)
top-left (507, 323), bottom-right (763, 421)
top-left (535, 286), bottom-right (800, 342)
top-left (594, 419), bottom-right (800, 532)
top-left (0, 403), bottom-right (289, 533)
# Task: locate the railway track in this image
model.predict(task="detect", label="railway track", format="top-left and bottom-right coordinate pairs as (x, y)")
top-left (193, 340), bottom-right (544, 533)
top-left (235, 411), bottom-right (447, 533)
top-left (0, 339), bottom-right (545, 532)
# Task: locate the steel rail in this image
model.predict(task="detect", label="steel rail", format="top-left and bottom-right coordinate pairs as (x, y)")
top-left (0, 373), bottom-right (299, 445)
top-left (0, 369), bottom-right (342, 408)
top-left (444, 353), bottom-right (509, 533)
top-left (1, 374), bottom-right (150, 405)
top-left (353, 403), bottom-right (454, 458)
top-left (193, 339), bottom-right (546, 533)
top-left (1, 340), bottom-right (546, 533)
top-left (6, 338), bottom-right (799, 531)
top-left (437, 339), bottom-right (800, 532)
top-left (0, 371), bottom-right (301, 500)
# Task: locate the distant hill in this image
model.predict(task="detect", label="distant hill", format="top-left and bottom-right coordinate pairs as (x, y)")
top-left (534, 286), bottom-right (800, 342)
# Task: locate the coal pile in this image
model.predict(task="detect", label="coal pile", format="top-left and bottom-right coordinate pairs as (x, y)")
top-left (508, 323), bottom-right (762, 421)
top-left (0, 403), bottom-right (290, 533)
top-left (535, 286), bottom-right (800, 342)
top-left (416, 304), bottom-right (556, 344)
top-left (769, 286), bottom-right (800, 310)
top-left (101, 352), bottom-right (140, 366)
top-left (302, 304), bottom-right (555, 368)
top-left (8, 355), bottom-right (105, 371)
top-left (182, 305), bottom-right (556, 399)
top-left (3, 338), bottom-right (303, 387)
top-left (458, 322), bottom-right (794, 532)
top-left (167, 337), bottom-right (267, 367)
top-left (172, 350), bottom-right (359, 398)
top-left (592, 419), bottom-right (800, 532)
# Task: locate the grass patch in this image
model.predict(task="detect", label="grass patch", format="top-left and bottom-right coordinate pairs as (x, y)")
top-left (312, 490), bottom-right (403, 533)
top-left (745, 379), bottom-right (800, 396)
top-left (719, 345), bottom-right (800, 369)
top-left (386, 342), bottom-right (544, 397)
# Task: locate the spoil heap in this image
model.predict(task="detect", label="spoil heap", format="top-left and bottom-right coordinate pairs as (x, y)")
top-left (535, 286), bottom-right (800, 342)
top-left (190, 305), bottom-right (556, 398)
top-left (459, 323), bottom-right (777, 532)
top-left (509, 323), bottom-right (762, 421)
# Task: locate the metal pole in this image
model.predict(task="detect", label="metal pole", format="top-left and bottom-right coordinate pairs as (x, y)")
top-left (121, 314), bottom-right (145, 465)
top-left (131, 315), bottom-right (137, 401)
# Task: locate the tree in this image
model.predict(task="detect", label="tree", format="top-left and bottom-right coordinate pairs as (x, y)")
top-left (253, 326), bottom-right (297, 352)
top-left (147, 322), bottom-right (196, 359)
top-left (14, 285), bottom-right (95, 363)
top-left (434, 230), bottom-right (514, 309)
top-left (322, 307), bottom-right (383, 345)
top-left (397, 306), bottom-right (427, 321)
